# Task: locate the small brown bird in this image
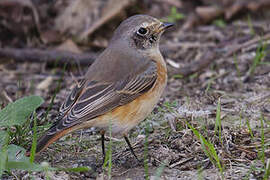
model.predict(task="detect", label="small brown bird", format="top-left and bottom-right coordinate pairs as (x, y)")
top-left (34, 14), bottom-right (173, 160)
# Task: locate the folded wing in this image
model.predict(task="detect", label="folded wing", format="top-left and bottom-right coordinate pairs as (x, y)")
top-left (48, 60), bottom-right (157, 135)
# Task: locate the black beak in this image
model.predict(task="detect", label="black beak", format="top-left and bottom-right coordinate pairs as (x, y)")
top-left (162, 22), bottom-right (174, 29)
top-left (156, 22), bottom-right (174, 33)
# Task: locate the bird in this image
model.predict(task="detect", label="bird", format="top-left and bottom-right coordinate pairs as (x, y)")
top-left (32, 14), bottom-right (173, 161)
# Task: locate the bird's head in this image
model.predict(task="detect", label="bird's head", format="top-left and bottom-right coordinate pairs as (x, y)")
top-left (110, 15), bottom-right (173, 50)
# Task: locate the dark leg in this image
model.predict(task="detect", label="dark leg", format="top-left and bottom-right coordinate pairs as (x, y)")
top-left (124, 136), bottom-right (141, 162)
top-left (101, 133), bottom-right (105, 162)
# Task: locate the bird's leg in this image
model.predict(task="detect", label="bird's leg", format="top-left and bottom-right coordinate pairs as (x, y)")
top-left (124, 136), bottom-right (141, 162)
top-left (101, 132), bottom-right (105, 163)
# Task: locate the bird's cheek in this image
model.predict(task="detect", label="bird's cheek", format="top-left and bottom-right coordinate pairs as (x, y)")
top-left (149, 35), bottom-right (157, 44)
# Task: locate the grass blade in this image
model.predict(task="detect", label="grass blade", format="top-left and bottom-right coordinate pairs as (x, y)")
top-left (187, 122), bottom-right (224, 178)
top-left (214, 98), bottom-right (222, 144)
top-left (30, 112), bottom-right (38, 163)
top-left (103, 120), bottom-right (112, 179)
top-left (154, 160), bottom-right (167, 180)
top-left (144, 121), bottom-right (150, 180)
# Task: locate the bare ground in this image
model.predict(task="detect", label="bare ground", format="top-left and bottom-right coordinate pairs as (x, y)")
top-left (1, 13), bottom-right (270, 180)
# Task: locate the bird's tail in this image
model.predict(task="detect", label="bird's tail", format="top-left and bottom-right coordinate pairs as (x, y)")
top-left (25, 125), bottom-right (76, 156)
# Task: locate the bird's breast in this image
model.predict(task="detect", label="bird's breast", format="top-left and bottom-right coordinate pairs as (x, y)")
top-left (89, 57), bottom-right (167, 136)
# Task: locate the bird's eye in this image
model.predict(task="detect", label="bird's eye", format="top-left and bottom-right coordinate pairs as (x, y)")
top-left (137, 27), bottom-right (148, 36)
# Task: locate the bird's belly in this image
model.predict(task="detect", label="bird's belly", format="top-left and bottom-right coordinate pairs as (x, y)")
top-left (80, 57), bottom-right (167, 136)
top-left (88, 77), bottom-right (166, 136)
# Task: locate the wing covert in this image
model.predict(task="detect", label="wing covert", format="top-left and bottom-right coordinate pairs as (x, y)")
top-left (52, 60), bottom-right (157, 133)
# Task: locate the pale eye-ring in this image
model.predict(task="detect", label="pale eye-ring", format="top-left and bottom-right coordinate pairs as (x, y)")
top-left (137, 27), bottom-right (148, 36)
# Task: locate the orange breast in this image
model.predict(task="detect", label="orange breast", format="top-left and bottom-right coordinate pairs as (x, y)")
top-left (85, 58), bottom-right (167, 136)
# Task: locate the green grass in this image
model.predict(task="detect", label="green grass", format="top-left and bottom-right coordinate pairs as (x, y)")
top-left (163, 99), bottom-right (224, 177)
top-left (233, 53), bottom-right (241, 77)
top-left (189, 73), bottom-right (199, 80)
top-left (263, 159), bottom-right (270, 180)
top-left (166, 7), bottom-right (185, 23)
top-left (244, 162), bottom-right (262, 180)
top-left (246, 118), bottom-right (254, 139)
top-left (0, 96), bottom-right (92, 178)
top-left (187, 121), bottom-right (224, 179)
top-left (245, 113), bottom-right (270, 179)
top-left (0, 96), bottom-right (49, 178)
top-left (197, 166), bottom-right (204, 180)
top-left (163, 101), bottom-right (178, 114)
top-left (0, 62), bottom-right (94, 178)
top-left (259, 114), bottom-right (270, 180)
top-left (144, 121), bottom-right (150, 180)
top-left (29, 112), bottom-right (38, 163)
top-left (205, 76), bottom-right (215, 93)
top-left (245, 40), bottom-right (267, 81)
top-left (172, 74), bottom-right (184, 79)
top-left (259, 114), bottom-right (265, 166)
top-left (103, 120), bottom-right (112, 179)
top-left (213, 19), bottom-right (226, 28)
top-left (160, 91), bottom-right (270, 179)
top-left (154, 160), bottom-right (167, 180)
top-left (247, 14), bottom-right (255, 36)
top-left (250, 41), bottom-right (266, 74)
top-left (161, 100), bottom-right (225, 179)
top-left (214, 98), bottom-right (222, 145)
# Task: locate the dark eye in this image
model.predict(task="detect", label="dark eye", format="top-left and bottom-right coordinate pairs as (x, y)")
top-left (137, 27), bottom-right (148, 36)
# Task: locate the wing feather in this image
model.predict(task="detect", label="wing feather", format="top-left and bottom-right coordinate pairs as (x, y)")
top-left (49, 60), bottom-right (157, 135)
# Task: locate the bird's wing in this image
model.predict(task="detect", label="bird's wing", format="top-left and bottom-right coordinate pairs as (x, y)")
top-left (49, 60), bottom-right (157, 134)
top-left (56, 79), bottom-right (87, 119)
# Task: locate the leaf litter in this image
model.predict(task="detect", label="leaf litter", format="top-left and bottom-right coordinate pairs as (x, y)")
top-left (0, 0), bottom-right (270, 179)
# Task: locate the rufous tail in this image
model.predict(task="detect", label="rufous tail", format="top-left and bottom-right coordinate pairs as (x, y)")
top-left (25, 126), bottom-right (75, 156)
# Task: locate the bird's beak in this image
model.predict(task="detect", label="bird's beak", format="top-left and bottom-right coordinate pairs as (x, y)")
top-left (162, 22), bottom-right (174, 29)
top-left (156, 22), bottom-right (174, 33)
